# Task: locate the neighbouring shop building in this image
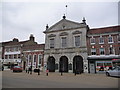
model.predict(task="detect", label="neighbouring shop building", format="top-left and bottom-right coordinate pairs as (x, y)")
top-left (1, 34), bottom-right (45, 70)
top-left (87, 25), bottom-right (120, 73)
top-left (44, 15), bottom-right (89, 73)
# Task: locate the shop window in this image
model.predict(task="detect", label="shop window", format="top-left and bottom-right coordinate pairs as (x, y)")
top-left (18, 54), bottom-right (21, 59)
top-left (90, 38), bottom-right (95, 44)
top-left (50, 38), bottom-right (54, 48)
top-left (74, 36), bottom-right (80, 47)
top-left (14, 54), bottom-right (17, 59)
top-left (5, 55), bottom-right (8, 59)
top-left (38, 54), bottom-right (42, 65)
top-left (9, 55), bottom-right (12, 59)
top-left (100, 48), bottom-right (105, 55)
top-left (33, 55), bottom-right (37, 65)
top-left (96, 61), bottom-right (112, 72)
top-left (91, 48), bottom-right (96, 55)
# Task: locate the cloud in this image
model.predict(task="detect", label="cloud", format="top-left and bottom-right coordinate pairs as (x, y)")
top-left (1, 1), bottom-right (118, 43)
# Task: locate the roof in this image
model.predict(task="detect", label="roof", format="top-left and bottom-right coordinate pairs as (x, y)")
top-left (22, 44), bottom-right (45, 51)
top-left (88, 25), bottom-right (120, 35)
top-left (44, 18), bottom-right (87, 33)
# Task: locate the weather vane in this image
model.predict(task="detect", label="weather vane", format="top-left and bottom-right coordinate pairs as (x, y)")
top-left (65, 5), bottom-right (68, 17)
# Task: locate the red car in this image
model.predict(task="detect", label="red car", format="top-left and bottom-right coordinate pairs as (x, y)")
top-left (13, 66), bottom-right (23, 72)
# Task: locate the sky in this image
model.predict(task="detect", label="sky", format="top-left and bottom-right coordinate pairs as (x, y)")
top-left (0, 0), bottom-right (119, 44)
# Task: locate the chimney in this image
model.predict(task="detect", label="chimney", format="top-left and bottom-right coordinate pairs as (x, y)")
top-left (13, 38), bottom-right (19, 42)
top-left (29, 34), bottom-right (35, 42)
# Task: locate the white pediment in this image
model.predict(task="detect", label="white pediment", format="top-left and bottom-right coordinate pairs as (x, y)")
top-left (45, 18), bottom-right (86, 33)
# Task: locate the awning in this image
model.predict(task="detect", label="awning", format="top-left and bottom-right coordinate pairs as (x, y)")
top-left (87, 55), bottom-right (120, 60)
top-left (112, 59), bottom-right (120, 63)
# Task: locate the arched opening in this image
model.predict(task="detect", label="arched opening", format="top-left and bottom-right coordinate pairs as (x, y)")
top-left (73, 55), bottom-right (83, 74)
top-left (47, 56), bottom-right (55, 72)
top-left (59, 56), bottom-right (68, 72)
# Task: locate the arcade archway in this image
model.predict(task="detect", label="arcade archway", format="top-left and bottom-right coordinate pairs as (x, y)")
top-left (59, 56), bottom-right (68, 72)
top-left (47, 56), bottom-right (55, 72)
top-left (73, 55), bottom-right (83, 74)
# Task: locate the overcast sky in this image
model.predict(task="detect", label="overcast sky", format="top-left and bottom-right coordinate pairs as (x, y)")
top-left (0, 0), bottom-right (119, 44)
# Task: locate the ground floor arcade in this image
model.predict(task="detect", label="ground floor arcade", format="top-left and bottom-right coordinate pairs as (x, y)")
top-left (44, 53), bottom-right (88, 74)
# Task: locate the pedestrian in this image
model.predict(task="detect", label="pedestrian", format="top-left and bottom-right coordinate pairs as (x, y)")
top-left (74, 70), bottom-right (76, 76)
top-left (30, 66), bottom-right (32, 74)
top-left (46, 69), bottom-right (49, 76)
top-left (28, 67), bottom-right (30, 74)
top-left (26, 66), bottom-right (28, 73)
top-left (38, 67), bottom-right (40, 75)
top-left (61, 69), bottom-right (63, 76)
top-left (2, 65), bottom-right (4, 71)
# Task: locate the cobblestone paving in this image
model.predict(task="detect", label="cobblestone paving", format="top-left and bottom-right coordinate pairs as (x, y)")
top-left (2, 70), bottom-right (119, 88)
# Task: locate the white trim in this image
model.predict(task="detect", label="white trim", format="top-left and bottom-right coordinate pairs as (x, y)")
top-left (38, 54), bottom-right (42, 66)
top-left (23, 50), bottom-right (44, 52)
top-left (108, 36), bottom-right (114, 44)
top-left (99, 36), bottom-right (104, 44)
top-left (90, 38), bottom-right (95, 45)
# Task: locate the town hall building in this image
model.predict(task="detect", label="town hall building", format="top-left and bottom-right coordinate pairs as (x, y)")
top-left (44, 15), bottom-right (89, 73)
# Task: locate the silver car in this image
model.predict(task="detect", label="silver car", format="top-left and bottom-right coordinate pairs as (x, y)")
top-left (106, 66), bottom-right (120, 77)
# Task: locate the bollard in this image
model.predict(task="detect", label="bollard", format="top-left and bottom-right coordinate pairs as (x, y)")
top-left (61, 72), bottom-right (63, 76)
top-left (46, 72), bottom-right (48, 76)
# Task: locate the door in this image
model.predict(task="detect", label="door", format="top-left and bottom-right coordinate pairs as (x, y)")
top-left (90, 64), bottom-right (95, 73)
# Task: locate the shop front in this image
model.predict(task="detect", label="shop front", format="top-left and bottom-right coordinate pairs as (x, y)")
top-left (88, 55), bottom-right (120, 73)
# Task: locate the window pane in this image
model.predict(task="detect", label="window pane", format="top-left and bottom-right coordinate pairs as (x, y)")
top-left (38, 55), bottom-right (42, 65)
top-left (109, 47), bottom-right (114, 54)
top-left (91, 38), bottom-right (95, 44)
top-left (62, 37), bottom-right (67, 47)
top-left (100, 48), bottom-right (104, 55)
top-left (50, 39), bottom-right (54, 48)
top-left (91, 48), bottom-right (96, 55)
top-left (118, 35), bottom-right (120, 41)
top-left (75, 36), bottom-right (80, 46)
top-left (99, 37), bottom-right (104, 43)
top-left (108, 36), bottom-right (113, 42)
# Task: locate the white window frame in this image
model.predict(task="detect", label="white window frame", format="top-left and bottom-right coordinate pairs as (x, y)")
top-left (99, 36), bottom-right (104, 44)
top-left (90, 37), bottom-right (95, 45)
top-left (109, 46), bottom-right (115, 55)
top-left (91, 48), bottom-right (96, 55)
top-left (108, 35), bottom-right (113, 43)
top-left (118, 34), bottom-right (120, 43)
top-left (38, 54), bottom-right (42, 66)
top-left (33, 54), bottom-right (37, 66)
top-left (100, 48), bottom-right (105, 55)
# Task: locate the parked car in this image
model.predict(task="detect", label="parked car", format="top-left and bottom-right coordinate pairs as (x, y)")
top-left (106, 66), bottom-right (120, 77)
top-left (13, 66), bottom-right (22, 72)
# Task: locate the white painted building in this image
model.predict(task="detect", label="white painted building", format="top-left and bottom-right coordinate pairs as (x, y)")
top-left (44, 15), bottom-right (89, 73)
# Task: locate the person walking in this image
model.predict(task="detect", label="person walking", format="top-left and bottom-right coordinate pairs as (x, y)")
top-left (25, 66), bottom-right (28, 73)
top-left (2, 65), bottom-right (4, 71)
top-left (46, 69), bottom-right (49, 76)
top-left (28, 66), bottom-right (30, 74)
top-left (38, 67), bottom-right (40, 75)
top-left (30, 66), bottom-right (32, 75)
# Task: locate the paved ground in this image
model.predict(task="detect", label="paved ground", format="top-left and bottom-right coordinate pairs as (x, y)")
top-left (2, 70), bottom-right (119, 88)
